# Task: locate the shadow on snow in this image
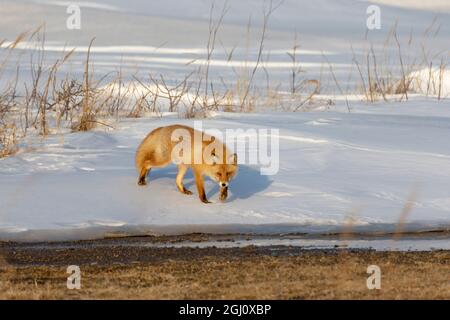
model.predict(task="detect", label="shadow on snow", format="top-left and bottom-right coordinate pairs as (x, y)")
top-left (146, 164), bottom-right (272, 202)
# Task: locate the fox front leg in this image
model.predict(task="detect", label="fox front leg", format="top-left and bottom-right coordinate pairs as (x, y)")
top-left (176, 164), bottom-right (193, 195)
top-left (219, 186), bottom-right (228, 201)
top-left (194, 170), bottom-right (211, 204)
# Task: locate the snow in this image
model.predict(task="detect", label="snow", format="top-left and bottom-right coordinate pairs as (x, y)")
top-left (138, 238), bottom-right (450, 252)
top-left (2, 0), bottom-right (449, 94)
top-left (1, 98), bottom-right (450, 241)
top-left (365, 0), bottom-right (450, 13)
top-left (0, 0), bottom-right (449, 241)
top-left (409, 68), bottom-right (450, 97)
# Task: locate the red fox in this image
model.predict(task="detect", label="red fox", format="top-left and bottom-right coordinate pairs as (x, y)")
top-left (135, 125), bottom-right (238, 203)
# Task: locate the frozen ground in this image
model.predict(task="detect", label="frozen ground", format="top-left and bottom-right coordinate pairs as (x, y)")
top-left (1, 98), bottom-right (450, 241)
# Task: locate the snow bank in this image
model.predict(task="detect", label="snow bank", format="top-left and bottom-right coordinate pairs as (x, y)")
top-left (409, 68), bottom-right (450, 98)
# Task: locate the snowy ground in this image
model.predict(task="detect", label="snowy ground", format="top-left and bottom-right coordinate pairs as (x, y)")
top-left (0, 1), bottom-right (449, 241)
top-left (1, 98), bottom-right (450, 241)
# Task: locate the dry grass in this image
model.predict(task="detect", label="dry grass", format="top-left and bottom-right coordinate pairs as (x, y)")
top-left (0, 250), bottom-right (449, 300)
top-left (0, 14), bottom-right (448, 158)
top-left (0, 6), bottom-right (286, 157)
top-left (352, 21), bottom-right (448, 103)
top-left (0, 123), bottom-right (18, 157)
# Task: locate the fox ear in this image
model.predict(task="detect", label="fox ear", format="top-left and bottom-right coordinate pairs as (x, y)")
top-left (211, 152), bottom-right (219, 165)
top-left (229, 153), bottom-right (237, 165)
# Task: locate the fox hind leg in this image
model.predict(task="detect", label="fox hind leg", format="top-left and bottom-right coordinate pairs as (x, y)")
top-left (138, 161), bottom-right (152, 186)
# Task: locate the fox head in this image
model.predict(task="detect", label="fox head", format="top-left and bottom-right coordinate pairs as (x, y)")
top-left (209, 153), bottom-right (238, 187)
top-left (204, 152), bottom-right (238, 189)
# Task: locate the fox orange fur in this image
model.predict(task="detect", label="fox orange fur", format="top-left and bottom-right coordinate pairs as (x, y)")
top-left (135, 125), bottom-right (238, 203)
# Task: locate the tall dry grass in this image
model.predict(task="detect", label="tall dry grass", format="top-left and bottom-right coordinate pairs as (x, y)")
top-left (0, 13), bottom-right (448, 158)
top-left (352, 21), bottom-right (448, 103)
top-left (0, 2), bottom-right (284, 157)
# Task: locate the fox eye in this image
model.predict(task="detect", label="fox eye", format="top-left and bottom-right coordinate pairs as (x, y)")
top-left (216, 172), bottom-right (222, 177)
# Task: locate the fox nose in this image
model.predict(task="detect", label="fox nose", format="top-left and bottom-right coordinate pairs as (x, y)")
top-left (221, 182), bottom-right (228, 187)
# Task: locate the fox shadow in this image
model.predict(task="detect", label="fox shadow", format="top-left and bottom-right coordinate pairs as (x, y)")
top-left (147, 165), bottom-right (272, 202)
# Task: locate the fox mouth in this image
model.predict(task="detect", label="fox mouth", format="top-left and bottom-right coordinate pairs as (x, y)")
top-left (219, 186), bottom-right (228, 201)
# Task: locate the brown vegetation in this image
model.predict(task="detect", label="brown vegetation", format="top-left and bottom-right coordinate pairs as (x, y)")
top-left (0, 246), bottom-right (448, 299)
